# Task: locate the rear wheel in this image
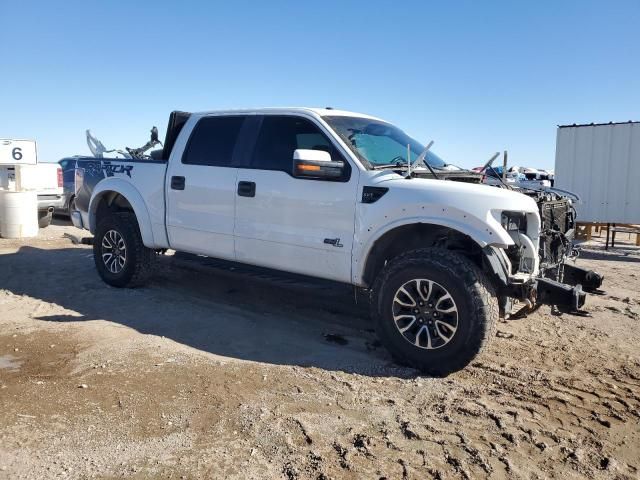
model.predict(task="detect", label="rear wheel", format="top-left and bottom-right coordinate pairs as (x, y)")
top-left (93, 212), bottom-right (154, 287)
top-left (372, 248), bottom-right (498, 376)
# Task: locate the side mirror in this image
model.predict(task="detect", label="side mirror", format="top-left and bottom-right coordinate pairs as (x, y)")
top-left (292, 149), bottom-right (344, 180)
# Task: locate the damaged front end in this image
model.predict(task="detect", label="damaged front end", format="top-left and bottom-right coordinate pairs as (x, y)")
top-left (530, 189), bottom-right (603, 293)
top-left (486, 190), bottom-right (603, 317)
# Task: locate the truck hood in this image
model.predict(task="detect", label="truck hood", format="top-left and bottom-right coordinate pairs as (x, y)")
top-left (362, 171), bottom-right (541, 249)
top-left (411, 167), bottom-right (483, 184)
top-left (373, 172), bottom-right (539, 214)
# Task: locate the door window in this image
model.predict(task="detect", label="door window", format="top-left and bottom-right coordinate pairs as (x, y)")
top-left (182, 116), bottom-right (246, 167)
top-left (250, 116), bottom-right (349, 179)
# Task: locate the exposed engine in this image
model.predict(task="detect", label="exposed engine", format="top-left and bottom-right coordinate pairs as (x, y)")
top-left (525, 190), bottom-right (575, 271)
top-left (517, 187), bottom-right (603, 293)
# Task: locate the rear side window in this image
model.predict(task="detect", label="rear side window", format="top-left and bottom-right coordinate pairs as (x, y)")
top-left (251, 116), bottom-right (345, 175)
top-left (182, 116), bottom-right (246, 166)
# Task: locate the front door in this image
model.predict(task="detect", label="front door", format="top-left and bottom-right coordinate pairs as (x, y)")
top-left (234, 115), bottom-right (359, 283)
top-left (166, 115), bottom-right (247, 259)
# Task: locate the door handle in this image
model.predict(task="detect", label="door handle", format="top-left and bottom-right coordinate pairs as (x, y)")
top-left (237, 181), bottom-right (256, 197)
top-left (171, 176), bottom-right (185, 190)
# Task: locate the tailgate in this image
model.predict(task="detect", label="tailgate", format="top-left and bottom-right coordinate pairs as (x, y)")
top-left (16, 163), bottom-right (63, 194)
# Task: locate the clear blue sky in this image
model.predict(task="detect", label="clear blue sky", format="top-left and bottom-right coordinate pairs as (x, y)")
top-left (1, 0), bottom-right (638, 170)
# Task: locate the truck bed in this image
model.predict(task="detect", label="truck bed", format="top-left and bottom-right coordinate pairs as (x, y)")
top-left (74, 157), bottom-right (168, 247)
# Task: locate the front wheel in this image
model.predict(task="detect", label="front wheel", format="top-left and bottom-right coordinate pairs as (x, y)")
top-left (372, 248), bottom-right (498, 376)
top-left (93, 212), bottom-right (154, 288)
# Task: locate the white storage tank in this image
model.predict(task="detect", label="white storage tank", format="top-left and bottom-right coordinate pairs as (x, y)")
top-left (0, 190), bottom-right (39, 238)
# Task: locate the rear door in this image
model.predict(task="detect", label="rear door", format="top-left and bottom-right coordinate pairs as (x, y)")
top-left (166, 115), bottom-right (247, 259)
top-left (234, 115), bottom-right (359, 283)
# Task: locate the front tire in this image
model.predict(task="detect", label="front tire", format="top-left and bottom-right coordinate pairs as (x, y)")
top-left (372, 248), bottom-right (498, 376)
top-left (93, 212), bottom-right (154, 288)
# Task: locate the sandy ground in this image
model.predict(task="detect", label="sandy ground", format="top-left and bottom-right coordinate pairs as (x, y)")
top-left (0, 219), bottom-right (639, 479)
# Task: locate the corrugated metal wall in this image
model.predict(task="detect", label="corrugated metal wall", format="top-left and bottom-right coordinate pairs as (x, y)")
top-left (555, 122), bottom-right (640, 223)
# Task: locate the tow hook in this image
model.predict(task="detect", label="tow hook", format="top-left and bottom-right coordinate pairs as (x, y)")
top-left (562, 264), bottom-right (604, 293)
top-left (536, 277), bottom-right (587, 313)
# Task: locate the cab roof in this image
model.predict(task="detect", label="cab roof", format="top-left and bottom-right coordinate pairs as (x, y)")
top-left (192, 107), bottom-right (385, 122)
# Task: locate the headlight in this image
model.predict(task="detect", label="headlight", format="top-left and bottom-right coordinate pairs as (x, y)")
top-left (501, 211), bottom-right (527, 233)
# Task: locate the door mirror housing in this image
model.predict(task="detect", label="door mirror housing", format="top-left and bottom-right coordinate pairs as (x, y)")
top-left (292, 149), bottom-right (345, 180)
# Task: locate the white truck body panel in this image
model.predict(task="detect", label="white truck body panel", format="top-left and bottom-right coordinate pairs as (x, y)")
top-left (555, 122), bottom-right (640, 223)
top-left (166, 164), bottom-right (239, 258)
top-left (235, 168), bottom-right (358, 283)
top-left (80, 161), bottom-right (168, 248)
top-left (352, 170), bottom-right (541, 284)
top-left (164, 113), bottom-right (239, 260)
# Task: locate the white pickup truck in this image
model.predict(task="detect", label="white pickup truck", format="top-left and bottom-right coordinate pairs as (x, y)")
top-left (71, 108), bottom-right (600, 375)
top-left (0, 162), bottom-right (64, 227)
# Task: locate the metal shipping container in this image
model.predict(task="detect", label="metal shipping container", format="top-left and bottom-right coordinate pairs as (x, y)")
top-left (555, 121), bottom-right (640, 224)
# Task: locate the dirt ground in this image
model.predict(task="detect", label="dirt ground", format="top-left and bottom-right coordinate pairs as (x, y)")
top-left (1, 220), bottom-right (639, 480)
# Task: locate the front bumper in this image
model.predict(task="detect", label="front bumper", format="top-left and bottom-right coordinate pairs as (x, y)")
top-left (484, 246), bottom-right (598, 315)
top-left (501, 276), bottom-right (586, 314)
top-left (536, 277), bottom-right (586, 311)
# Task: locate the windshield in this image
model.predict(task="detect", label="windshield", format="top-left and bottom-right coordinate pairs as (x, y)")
top-left (323, 116), bottom-right (447, 169)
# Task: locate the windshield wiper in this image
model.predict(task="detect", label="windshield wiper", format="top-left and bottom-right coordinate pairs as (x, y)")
top-left (371, 162), bottom-right (408, 170)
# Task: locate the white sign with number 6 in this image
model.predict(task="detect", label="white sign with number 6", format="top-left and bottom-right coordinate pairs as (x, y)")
top-left (0, 139), bottom-right (38, 165)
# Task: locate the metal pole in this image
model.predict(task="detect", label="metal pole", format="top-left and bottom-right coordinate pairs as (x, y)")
top-left (502, 150), bottom-right (508, 180)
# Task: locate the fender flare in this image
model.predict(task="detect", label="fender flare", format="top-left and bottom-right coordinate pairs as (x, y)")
top-left (88, 178), bottom-right (156, 247)
top-left (353, 215), bottom-right (511, 285)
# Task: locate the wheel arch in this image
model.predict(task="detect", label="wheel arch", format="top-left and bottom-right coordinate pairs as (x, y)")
top-left (89, 180), bottom-right (155, 247)
top-left (359, 222), bottom-right (490, 288)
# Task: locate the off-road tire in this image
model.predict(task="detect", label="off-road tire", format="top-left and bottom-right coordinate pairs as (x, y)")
top-left (371, 248), bottom-right (498, 376)
top-left (93, 212), bottom-right (154, 288)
